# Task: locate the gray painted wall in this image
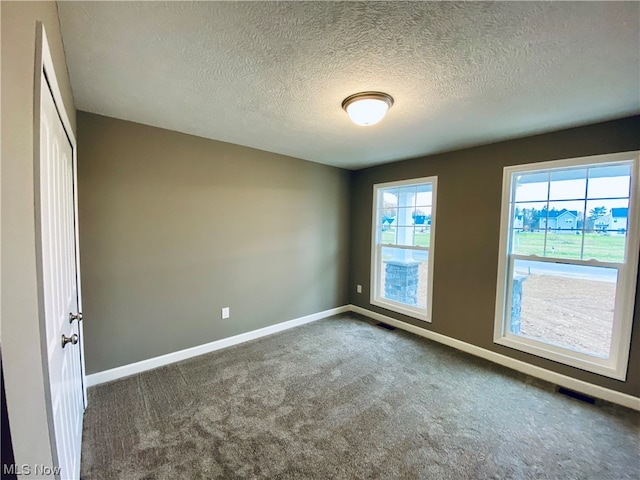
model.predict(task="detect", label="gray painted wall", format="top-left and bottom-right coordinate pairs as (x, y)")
top-left (1, 1), bottom-right (77, 473)
top-left (349, 116), bottom-right (640, 397)
top-left (77, 112), bottom-right (350, 374)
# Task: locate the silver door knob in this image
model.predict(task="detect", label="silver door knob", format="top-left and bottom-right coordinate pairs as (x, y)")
top-left (69, 312), bottom-right (83, 323)
top-left (61, 333), bottom-right (78, 348)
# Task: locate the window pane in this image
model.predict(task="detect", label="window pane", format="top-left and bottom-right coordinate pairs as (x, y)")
top-left (374, 179), bottom-right (437, 322)
top-left (549, 168), bottom-right (586, 200)
top-left (512, 202), bottom-right (547, 231)
top-left (582, 230), bottom-right (627, 263)
top-left (586, 199), bottom-right (629, 232)
top-left (415, 184), bottom-right (433, 207)
top-left (510, 259), bottom-right (616, 359)
top-left (544, 200), bottom-right (584, 233)
top-left (379, 247), bottom-right (429, 309)
top-left (381, 225), bottom-right (396, 245)
top-left (511, 231), bottom-right (545, 256)
top-left (584, 199), bottom-right (628, 262)
top-left (511, 201), bottom-right (547, 256)
top-left (587, 164), bottom-right (631, 199)
top-left (375, 208), bottom-right (388, 229)
top-left (395, 207), bottom-right (416, 227)
top-left (380, 212), bottom-right (396, 230)
top-left (395, 225), bottom-right (415, 246)
top-left (413, 227), bottom-right (431, 247)
top-left (514, 172), bottom-right (549, 202)
top-left (396, 186), bottom-right (417, 209)
top-left (392, 225), bottom-right (432, 248)
top-left (498, 157), bottom-right (638, 379)
top-left (543, 232), bottom-right (583, 260)
top-left (381, 189), bottom-right (398, 226)
top-left (380, 187), bottom-right (399, 205)
top-left (412, 206), bottom-right (431, 227)
top-left (542, 200), bottom-right (585, 259)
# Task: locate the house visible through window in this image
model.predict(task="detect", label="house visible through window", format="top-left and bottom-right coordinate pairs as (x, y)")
top-left (494, 152), bottom-right (639, 379)
top-left (371, 177), bottom-right (437, 322)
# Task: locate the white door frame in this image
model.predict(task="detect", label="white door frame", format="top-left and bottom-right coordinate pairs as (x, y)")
top-left (33, 21), bottom-right (87, 473)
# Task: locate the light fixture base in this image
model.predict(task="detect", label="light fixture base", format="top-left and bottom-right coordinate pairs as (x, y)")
top-left (341, 91), bottom-right (394, 111)
top-left (342, 91), bottom-right (394, 127)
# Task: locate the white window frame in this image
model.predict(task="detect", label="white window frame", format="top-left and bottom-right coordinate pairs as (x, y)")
top-left (370, 177), bottom-right (437, 322)
top-left (494, 151), bottom-right (640, 380)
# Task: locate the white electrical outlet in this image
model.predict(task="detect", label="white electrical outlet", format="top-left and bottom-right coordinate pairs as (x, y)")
top-left (357, 284), bottom-right (362, 293)
top-left (221, 307), bottom-right (230, 319)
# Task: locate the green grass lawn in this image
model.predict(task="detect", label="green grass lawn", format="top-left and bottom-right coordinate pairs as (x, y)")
top-left (381, 228), bottom-right (625, 263)
top-left (512, 232), bottom-right (626, 263)
top-left (382, 228), bottom-right (430, 247)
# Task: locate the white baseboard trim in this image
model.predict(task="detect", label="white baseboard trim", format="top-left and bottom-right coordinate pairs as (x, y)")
top-left (85, 305), bottom-right (350, 387)
top-left (85, 303), bottom-right (639, 411)
top-left (349, 305), bottom-right (640, 411)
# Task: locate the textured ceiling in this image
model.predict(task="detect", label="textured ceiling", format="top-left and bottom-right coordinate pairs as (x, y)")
top-left (57, 1), bottom-right (640, 170)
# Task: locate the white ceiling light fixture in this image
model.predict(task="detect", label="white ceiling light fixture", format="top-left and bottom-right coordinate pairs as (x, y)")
top-left (342, 91), bottom-right (394, 126)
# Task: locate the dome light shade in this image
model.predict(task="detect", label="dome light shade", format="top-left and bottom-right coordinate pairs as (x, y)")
top-left (342, 92), bottom-right (394, 126)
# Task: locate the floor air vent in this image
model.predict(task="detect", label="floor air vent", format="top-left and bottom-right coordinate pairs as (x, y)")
top-left (557, 387), bottom-right (596, 405)
top-left (376, 322), bottom-right (396, 331)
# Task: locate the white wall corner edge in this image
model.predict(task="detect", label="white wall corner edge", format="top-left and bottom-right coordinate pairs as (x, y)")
top-left (85, 303), bottom-right (639, 412)
top-left (85, 305), bottom-right (350, 388)
top-left (349, 304), bottom-right (640, 412)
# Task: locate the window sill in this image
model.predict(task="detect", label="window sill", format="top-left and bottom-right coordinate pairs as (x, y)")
top-left (494, 334), bottom-right (627, 381)
top-left (371, 298), bottom-right (431, 323)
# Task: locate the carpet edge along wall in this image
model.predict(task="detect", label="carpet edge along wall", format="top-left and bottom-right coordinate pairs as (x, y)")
top-left (349, 116), bottom-right (640, 398)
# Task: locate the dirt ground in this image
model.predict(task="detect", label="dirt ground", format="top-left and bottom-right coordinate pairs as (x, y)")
top-left (519, 274), bottom-right (615, 358)
top-left (380, 264), bottom-right (614, 358)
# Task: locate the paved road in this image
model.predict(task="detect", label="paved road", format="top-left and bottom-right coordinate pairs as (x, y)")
top-left (514, 259), bottom-right (617, 282)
